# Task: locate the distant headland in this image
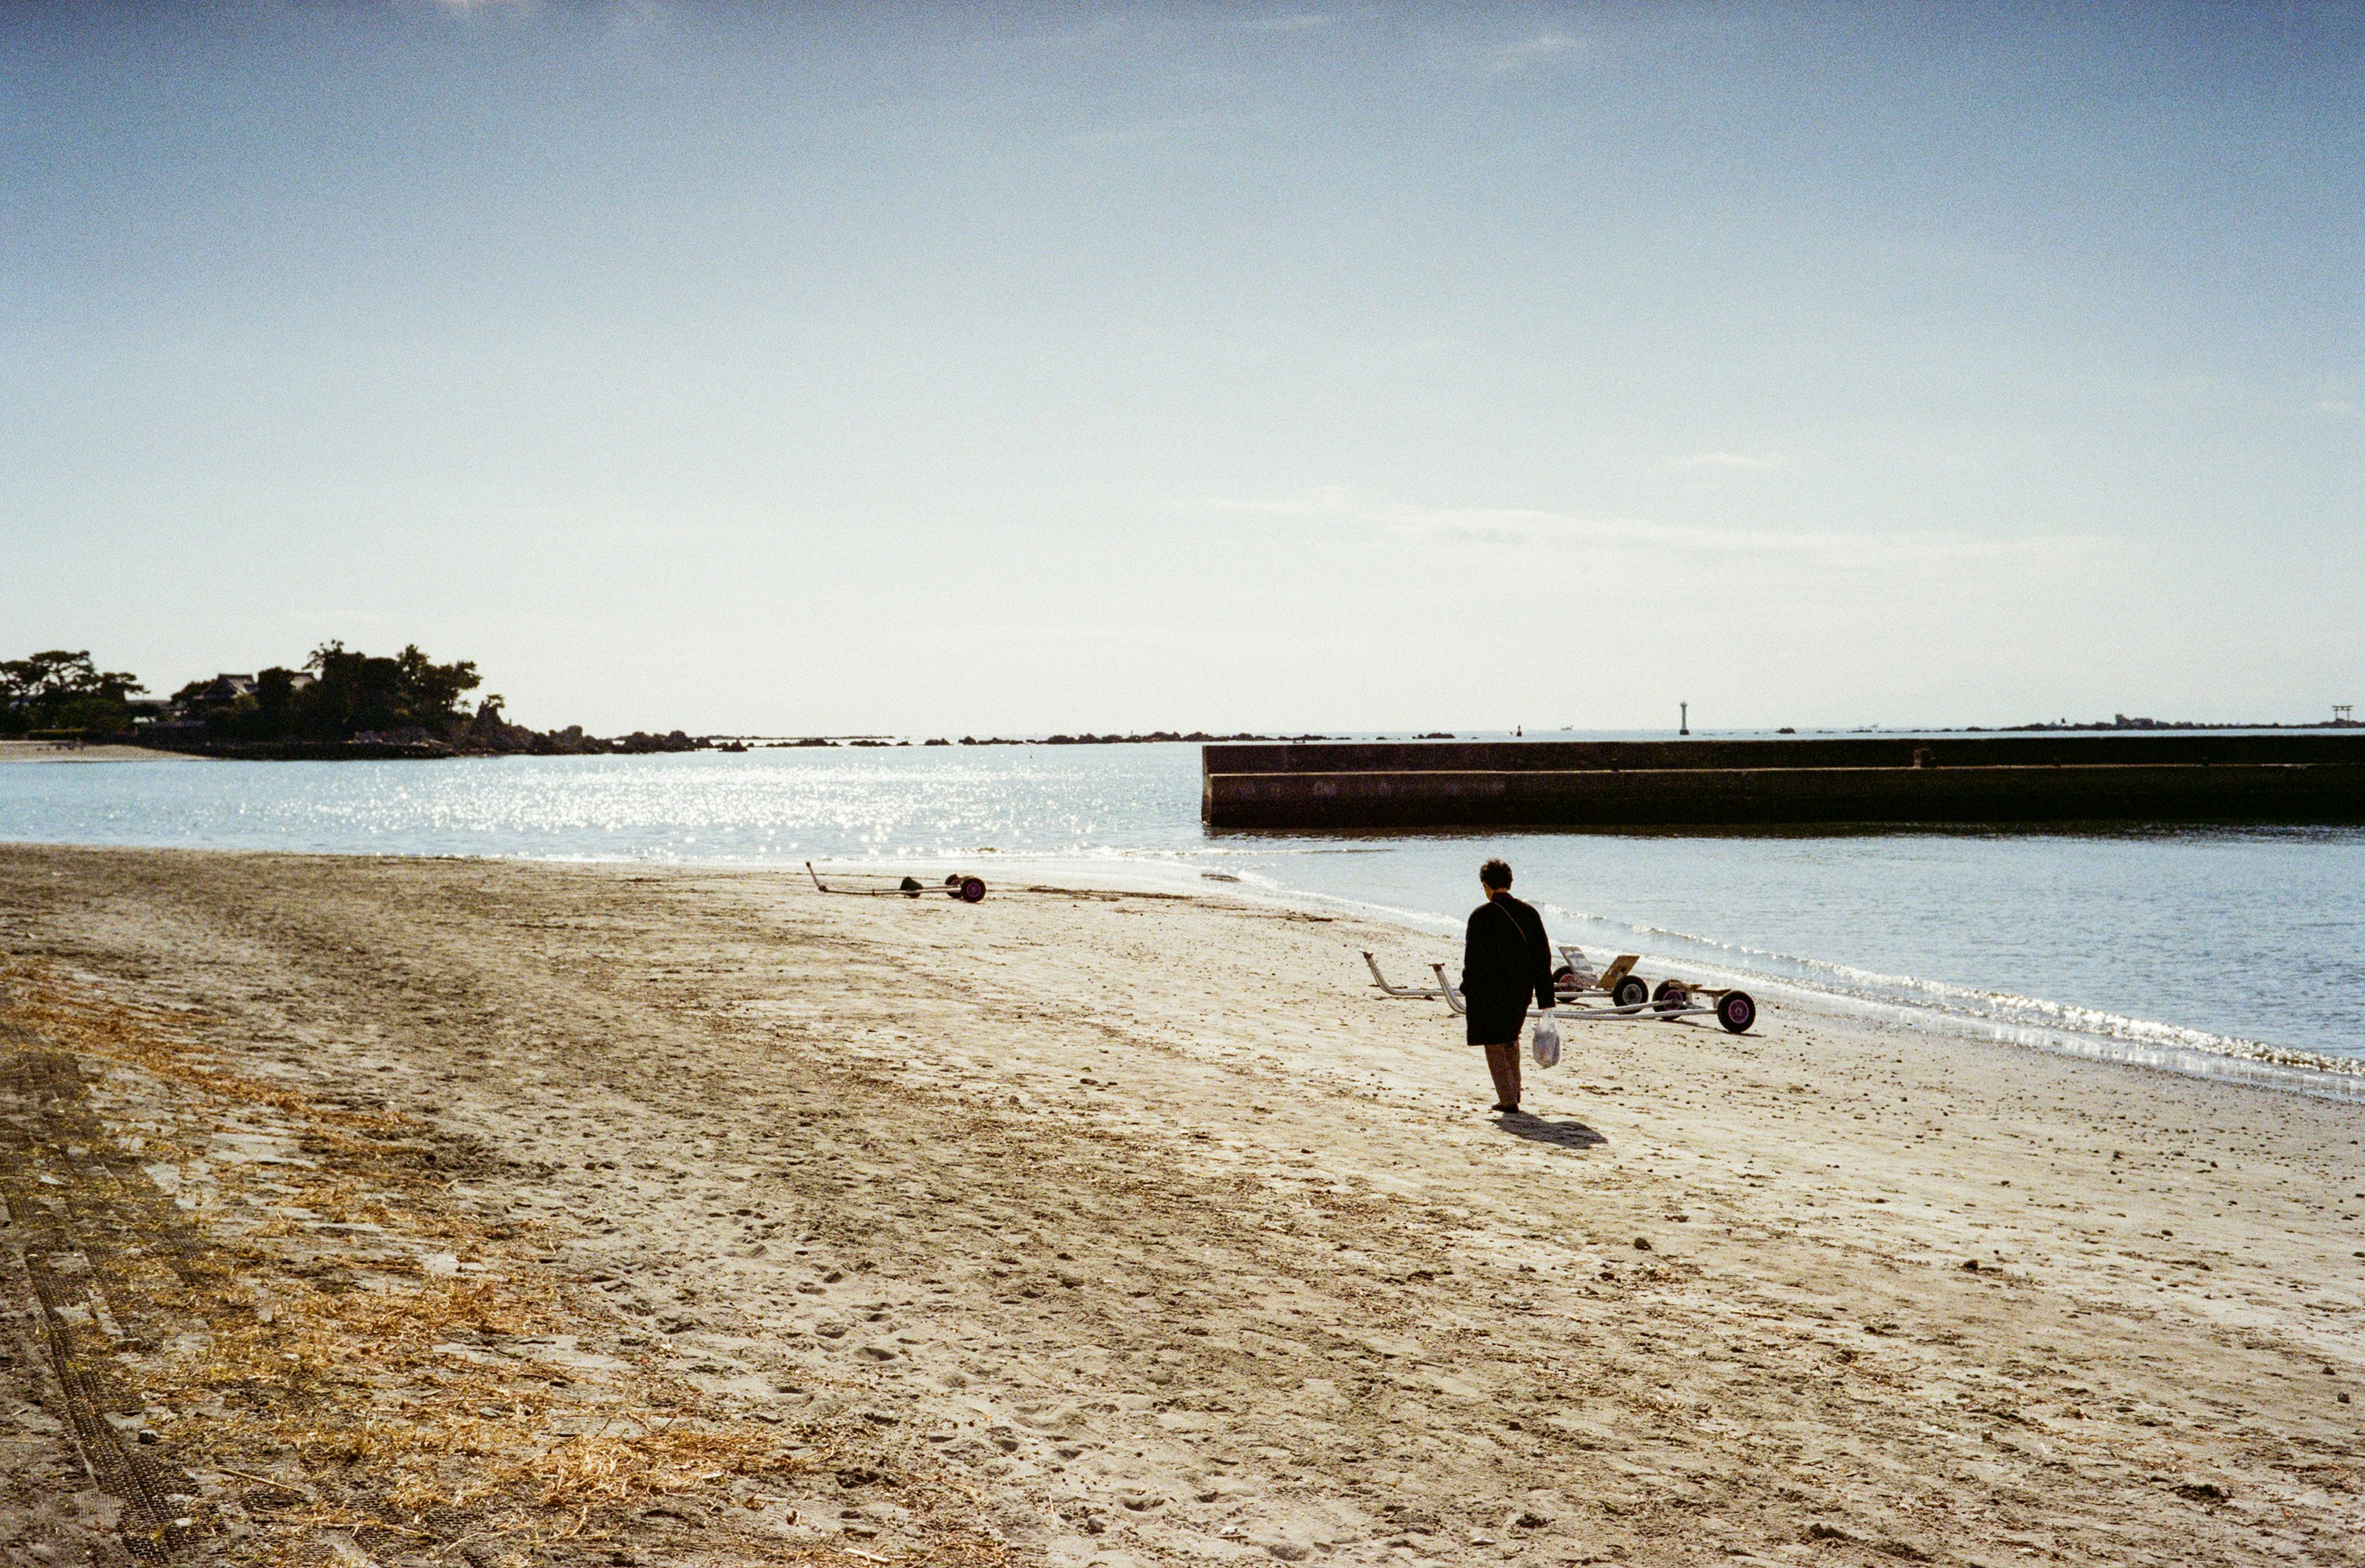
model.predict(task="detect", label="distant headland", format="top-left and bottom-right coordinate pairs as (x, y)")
top-left (0, 645), bottom-right (1343, 759)
top-left (9, 644), bottom-right (2353, 759)
top-left (1, 644), bottom-right (718, 759)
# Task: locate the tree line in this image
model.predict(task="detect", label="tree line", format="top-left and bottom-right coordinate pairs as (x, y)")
top-left (0, 650), bottom-right (147, 737)
top-left (172, 642), bottom-right (485, 743)
top-left (2, 642), bottom-right (483, 743)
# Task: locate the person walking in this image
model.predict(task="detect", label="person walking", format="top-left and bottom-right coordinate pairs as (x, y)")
top-left (1461, 857), bottom-right (1555, 1115)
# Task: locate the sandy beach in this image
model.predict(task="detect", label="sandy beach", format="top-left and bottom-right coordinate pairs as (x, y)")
top-left (2, 845), bottom-right (2358, 1568)
top-left (0, 740), bottom-right (197, 764)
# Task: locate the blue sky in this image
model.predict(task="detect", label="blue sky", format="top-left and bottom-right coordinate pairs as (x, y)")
top-left (4, 2), bottom-right (2359, 734)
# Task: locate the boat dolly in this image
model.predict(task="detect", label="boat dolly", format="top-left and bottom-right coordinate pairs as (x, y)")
top-left (1363, 946), bottom-right (1757, 1033)
top-left (808, 862), bottom-right (988, 903)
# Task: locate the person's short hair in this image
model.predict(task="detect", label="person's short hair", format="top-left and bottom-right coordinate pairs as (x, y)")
top-left (1479, 857), bottom-right (1513, 889)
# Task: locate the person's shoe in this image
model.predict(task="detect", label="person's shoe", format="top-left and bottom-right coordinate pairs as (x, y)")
top-left (1492, 1102), bottom-right (1519, 1115)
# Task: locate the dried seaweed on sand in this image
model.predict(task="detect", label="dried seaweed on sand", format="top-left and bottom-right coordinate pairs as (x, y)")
top-left (1, 957), bottom-right (1009, 1567)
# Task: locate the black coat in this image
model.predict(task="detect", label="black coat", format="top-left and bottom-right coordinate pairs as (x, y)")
top-left (1461, 893), bottom-right (1554, 1045)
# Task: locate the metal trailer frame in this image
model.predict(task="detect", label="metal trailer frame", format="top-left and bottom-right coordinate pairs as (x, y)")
top-left (1551, 945), bottom-right (1758, 1016)
top-left (1428, 963), bottom-right (1757, 1033)
top-left (1362, 950), bottom-right (1450, 998)
top-left (807, 862), bottom-right (988, 902)
top-left (1548, 947), bottom-right (1649, 1007)
top-left (1363, 945), bottom-right (1648, 1006)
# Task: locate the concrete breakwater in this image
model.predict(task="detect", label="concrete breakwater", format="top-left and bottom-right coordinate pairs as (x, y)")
top-left (1202, 734), bottom-right (2365, 830)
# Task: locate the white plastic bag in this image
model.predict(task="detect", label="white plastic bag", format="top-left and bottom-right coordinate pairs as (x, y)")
top-left (1530, 1015), bottom-right (1562, 1069)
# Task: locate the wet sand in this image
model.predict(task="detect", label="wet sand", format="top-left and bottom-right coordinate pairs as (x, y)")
top-left (2, 844), bottom-right (2359, 1567)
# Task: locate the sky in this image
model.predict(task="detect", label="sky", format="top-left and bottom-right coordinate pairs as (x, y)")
top-left (3, 2), bottom-right (2361, 736)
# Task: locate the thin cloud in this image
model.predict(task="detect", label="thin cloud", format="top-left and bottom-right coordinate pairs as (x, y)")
top-left (1174, 490), bottom-right (2108, 578)
top-left (1172, 485), bottom-right (1354, 517)
top-left (416, 0), bottom-right (545, 14)
top-left (1057, 111), bottom-right (1232, 152)
top-left (422, 0), bottom-right (668, 18)
top-left (1672, 451), bottom-right (1793, 473)
top-left (1379, 503), bottom-right (2104, 575)
top-left (2313, 398), bottom-right (2358, 417)
top-left (1492, 32), bottom-right (1588, 71)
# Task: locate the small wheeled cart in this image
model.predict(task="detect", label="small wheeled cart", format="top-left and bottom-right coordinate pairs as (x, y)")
top-left (1365, 944), bottom-right (1754, 1030)
top-left (1364, 947), bottom-right (1647, 1006)
top-left (807, 862), bottom-right (988, 903)
top-left (1427, 961), bottom-right (1757, 1033)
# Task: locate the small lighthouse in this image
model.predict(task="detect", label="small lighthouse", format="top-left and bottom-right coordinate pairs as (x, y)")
top-left (1680, 701), bottom-right (1689, 736)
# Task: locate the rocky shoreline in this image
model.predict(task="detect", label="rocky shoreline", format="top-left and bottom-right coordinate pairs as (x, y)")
top-left (130, 727), bottom-right (1336, 759)
top-left (131, 706), bottom-right (729, 759)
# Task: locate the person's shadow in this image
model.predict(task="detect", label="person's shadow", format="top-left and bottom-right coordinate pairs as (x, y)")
top-left (1493, 1114), bottom-right (1606, 1151)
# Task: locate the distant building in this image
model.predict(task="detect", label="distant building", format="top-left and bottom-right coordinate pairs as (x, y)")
top-left (194, 671), bottom-right (315, 704)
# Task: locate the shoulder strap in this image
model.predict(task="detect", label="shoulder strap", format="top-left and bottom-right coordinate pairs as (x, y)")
top-left (1494, 899), bottom-right (1526, 943)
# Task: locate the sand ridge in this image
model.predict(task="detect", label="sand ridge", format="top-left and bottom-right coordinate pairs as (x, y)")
top-left (1, 845), bottom-right (2359, 1567)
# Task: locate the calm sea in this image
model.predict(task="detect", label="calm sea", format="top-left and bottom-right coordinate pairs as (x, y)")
top-left (4, 742), bottom-right (2361, 1097)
